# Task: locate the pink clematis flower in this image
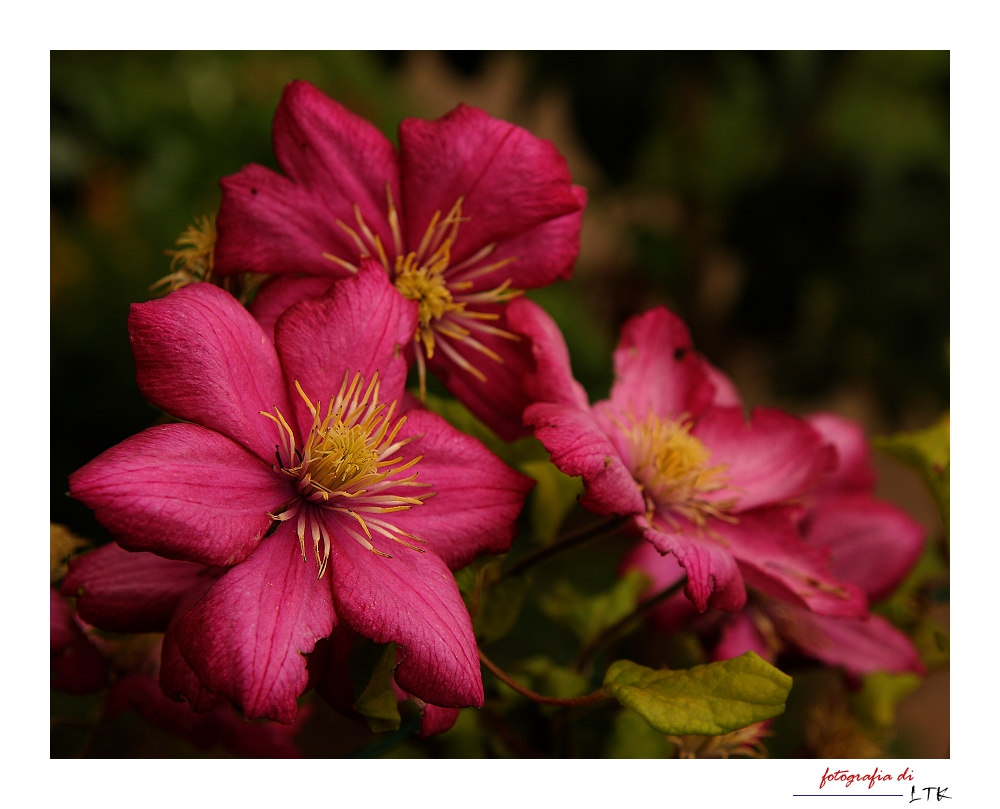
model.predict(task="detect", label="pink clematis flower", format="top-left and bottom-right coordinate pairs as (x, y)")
top-left (69, 263), bottom-right (533, 722)
top-left (508, 300), bottom-right (867, 617)
top-left (214, 80), bottom-right (587, 441)
top-left (622, 395), bottom-right (925, 678)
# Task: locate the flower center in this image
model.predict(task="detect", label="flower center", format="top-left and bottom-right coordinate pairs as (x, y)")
top-left (321, 187), bottom-right (524, 397)
top-left (152, 214), bottom-right (216, 292)
top-left (260, 371), bottom-right (432, 577)
top-left (624, 413), bottom-right (734, 529)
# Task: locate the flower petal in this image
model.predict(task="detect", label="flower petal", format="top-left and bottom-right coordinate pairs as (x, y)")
top-left (804, 493), bottom-right (925, 601)
top-left (692, 406), bottom-right (836, 511)
top-left (216, 81), bottom-right (400, 277)
top-left (129, 282), bottom-right (292, 461)
top-left (638, 516), bottom-right (747, 613)
top-left (51, 590), bottom-right (107, 694)
top-left (174, 524), bottom-right (336, 723)
top-left (505, 296), bottom-right (590, 410)
top-left (703, 359), bottom-right (743, 408)
top-left (62, 542), bottom-right (210, 633)
top-left (426, 305), bottom-right (535, 441)
top-left (524, 401), bottom-right (645, 517)
top-left (446, 186), bottom-right (587, 293)
top-left (806, 412), bottom-right (878, 496)
top-left (619, 538), bottom-right (698, 633)
top-left (274, 260), bottom-right (417, 432)
top-left (328, 529), bottom-right (482, 709)
top-left (399, 103), bottom-right (582, 265)
top-left (160, 578), bottom-right (221, 713)
top-left (765, 601), bottom-right (925, 677)
top-left (607, 306), bottom-right (715, 422)
top-left (387, 409), bottom-right (533, 569)
top-left (250, 275), bottom-right (337, 343)
top-left (69, 424), bottom-right (291, 567)
top-left (714, 507), bottom-right (869, 619)
top-left (713, 611), bottom-right (775, 664)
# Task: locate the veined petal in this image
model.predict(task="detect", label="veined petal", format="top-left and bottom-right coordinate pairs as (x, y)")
top-left (399, 103), bottom-right (582, 265)
top-left (70, 424), bottom-right (292, 567)
top-left (160, 578), bottom-right (221, 713)
top-left (806, 413), bottom-right (878, 496)
top-left (328, 529), bottom-right (483, 709)
top-left (619, 538), bottom-right (698, 633)
top-left (174, 523), bottom-right (337, 724)
top-left (425, 305), bottom-right (536, 441)
top-left (715, 507), bottom-right (869, 619)
top-left (129, 282), bottom-right (292, 461)
top-left (250, 275), bottom-right (337, 343)
top-left (505, 296), bottom-right (590, 410)
top-left (217, 80), bottom-right (400, 277)
top-left (692, 406), bottom-right (836, 511)
top-left (387, 409), bottom-right (534, 570)
top-left (524, 401), bottom-right (645, 517)
top-left (765, 601), bottom-right (925, 677)
top-left (275, 260), bottom-right (417, 432)
top-left (803, 493), bottom-right (925, 601)
top-left (607, 306), bottom-right (715, 423)
top-left (62, 542), bottom-right (210, 633)
top-left (637, 516), bottom-right (747, 613)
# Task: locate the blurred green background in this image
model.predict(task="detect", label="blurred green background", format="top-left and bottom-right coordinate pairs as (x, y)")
top-left (50, 50), bottom-right (949, 759)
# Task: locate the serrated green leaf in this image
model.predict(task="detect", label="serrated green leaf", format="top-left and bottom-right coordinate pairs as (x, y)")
top-left (539, 569), bottom-right (651, 644)
top-left (349, 639), bottom-right (400, 733)
top-left (519, 459), bottom-right (584, 545)
top-left (874, 413), bottom-right (949, 532)
top-left (605, 708), bottom-right (676, 758)
top-left (849, 671), bottom-right (922, 731)
top-left (603, 652), bottom-right (793, 736)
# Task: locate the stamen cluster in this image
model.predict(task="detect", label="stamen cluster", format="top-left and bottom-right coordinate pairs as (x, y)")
top-left (262, 371), bottom-right (431, 576)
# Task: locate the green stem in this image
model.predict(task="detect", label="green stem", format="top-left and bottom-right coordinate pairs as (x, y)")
top-left (499, 515), bottom-right (630, 582)
top-left (572, 576), bottom-right (689, 671)
top-left (479, 649), bottom-right (609, 708)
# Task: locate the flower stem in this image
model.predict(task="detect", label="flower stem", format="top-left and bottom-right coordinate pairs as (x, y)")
top-left (572, 575), bottom-right (689, 671)
top-left (479, 649), bottom-right (610, 708)
top-left (499, 514), bottom-right (631, 582)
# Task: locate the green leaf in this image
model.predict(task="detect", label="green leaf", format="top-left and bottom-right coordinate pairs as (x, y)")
top-left (874, 413), bottom-right (949, 532)
top-left (454, 556), bottom-right (530, 645)
top-left (519, 459), bottom-right (584, 545)
top-left (603, 652), bottom-right (793, 736)
top-left (538, 569), bottom-right (651, 644)
top-left (605, 709), bottom-right (676, 758)
top-left (515, 656), bottom-right (591, 700)
top-left (348, 639), bottom-right (401, 733)
top-left (849, 671), bottom-right (922, 731)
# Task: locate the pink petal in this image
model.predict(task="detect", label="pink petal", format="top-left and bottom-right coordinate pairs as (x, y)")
top-left (505, 296), bottom-right (590, 409)
top-left (806, 412), bottom-right (878, 496)
top-left (804, 493), bottom-right (925, 601)
top-left (274, 260), bottom-right (417, 433)
top-left (129, 282), bottom-right (292, 461)
top-left (160, 578), bottom-right (221, 713)
top-left (618, 539), bottom-right (698, 633)
top-left (174, 523), bottom-right (336, 723)
top-left (61, 542), bottom-right (210, 633)
top-left (524, 401), bottom-right (645, 517)
top-left (713, 611), bottom-right (775, 664)
top-left (50, 590), bottom-right (107, 694)
top-left (765, 601), bottom-right (925, 677)
top-left (250, 275), bottom-right (337, 343)
top-left (606, 306), bottom-right (715, 423)
top-left (386, 409), bottom-right (533, 569)
top-left (328, 527), bottom-right (482, 709)
top-left (69, 424), bottom-right (292, 567)
top-left (418, 702), bottom-right (461, 738)
top-left (399, 103), bottom-right (582, 266)
top-left (692, 406), bottom-right (836, 511)
top-left (447, 186), bottom-right (587, 294)
top-left (216, 81), bottom-right (400, 278)
top-left (703, 359), bottom-right (743, 408)
top-left (715, 507), bottom-right (869, 619)
top-left (638, 516), bottom-right (747, 613)
top-left (426, 304), bottom-right (535, 441)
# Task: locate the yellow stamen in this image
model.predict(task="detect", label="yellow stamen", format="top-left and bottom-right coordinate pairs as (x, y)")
top-left (152, 214), bottom-right (216, 292)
